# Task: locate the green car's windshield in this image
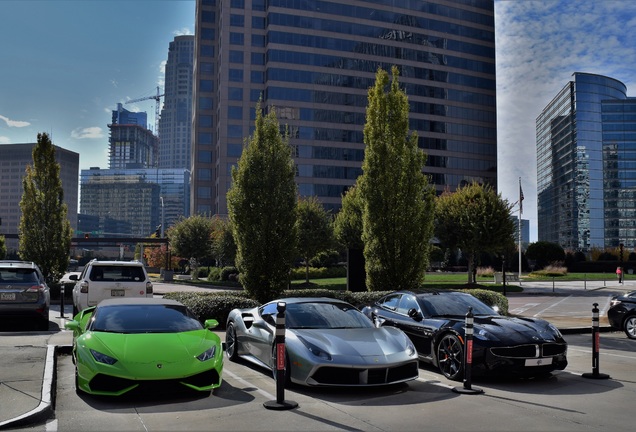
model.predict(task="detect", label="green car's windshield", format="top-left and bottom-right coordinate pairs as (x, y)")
top-left (89, 304), bottom-right (203, 333)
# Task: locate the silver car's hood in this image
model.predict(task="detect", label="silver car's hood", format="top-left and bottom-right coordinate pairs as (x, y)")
top-left (292, 328), bottom-right (407, 356)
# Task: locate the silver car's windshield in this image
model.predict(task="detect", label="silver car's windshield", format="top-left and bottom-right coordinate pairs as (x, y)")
top-left (285, 302), bottom-right (374, 329)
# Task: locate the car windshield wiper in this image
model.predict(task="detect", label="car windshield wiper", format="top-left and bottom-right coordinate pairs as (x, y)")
top-left (429, 313), bottom-right (464, 318)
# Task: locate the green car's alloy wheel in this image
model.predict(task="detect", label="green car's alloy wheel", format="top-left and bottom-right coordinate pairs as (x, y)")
top-left (226, 322), bottom-right (239, 361)
top-left (437, 333), bottom-right (464, 381)
top-left (624, 316), bottom-right (636, 339)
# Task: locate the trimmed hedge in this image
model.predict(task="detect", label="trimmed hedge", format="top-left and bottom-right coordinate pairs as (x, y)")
top-left (163, 287), bottom-right (508, 329)
top-left (290, 266), bottom-right (346, 280)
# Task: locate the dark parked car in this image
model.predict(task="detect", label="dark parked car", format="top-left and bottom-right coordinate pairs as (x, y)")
top-left (0, 260), bottom-right (50, 330)
top-left (608, 291), bottom-right (636, 339)
top-left (361, 290), bottom-right (568, 381)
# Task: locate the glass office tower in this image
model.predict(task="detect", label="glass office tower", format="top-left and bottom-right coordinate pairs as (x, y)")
top-left (537, 72), bottom-right (631, 251)
top-left (192, 0), bottom-right (497, 216)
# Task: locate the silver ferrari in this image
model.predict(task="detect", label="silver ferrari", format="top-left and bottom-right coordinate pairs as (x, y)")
top-left (225, 297), bottom-right (419, 387)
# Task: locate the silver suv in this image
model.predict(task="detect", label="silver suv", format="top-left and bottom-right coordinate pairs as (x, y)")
top-left (70, 260), bottom-right (153, 315)
top-left (0, 260), bottom-right (50, 330)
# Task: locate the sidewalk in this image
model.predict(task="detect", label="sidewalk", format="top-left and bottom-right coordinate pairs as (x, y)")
top-left (1, 280), bottom-right (632, 429)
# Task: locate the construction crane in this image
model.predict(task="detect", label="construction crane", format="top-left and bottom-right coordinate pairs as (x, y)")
top-left (125, 86), bottom-right (164, 133)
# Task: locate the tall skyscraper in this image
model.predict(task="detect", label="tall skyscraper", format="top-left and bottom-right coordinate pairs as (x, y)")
top-left (159, 35), bottom-right (195, 169)
top-left (536, 72), bottom-right (636, 251)
top-left (191, 0), bottom-right (497, 216)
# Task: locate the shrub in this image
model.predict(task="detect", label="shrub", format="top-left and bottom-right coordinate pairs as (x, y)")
top-left (476, 266), bottom-right (495, 277)
top-left (289, 266), bottom-right (346, 280)
top-left (207, 267), bottom-right (222, 281)
top-left (163, 287), bottom-right (509, 328)
top-left (220, 266), bottom-right (239, 281)
top-left (197, 267), bottom-right (209, 279)
top-left (530, 264), bottom-right (568, 277)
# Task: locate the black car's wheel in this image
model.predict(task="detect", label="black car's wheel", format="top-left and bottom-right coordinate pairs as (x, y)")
top-left (225, 322), bottom-right (239, 361)
top-left (72, 304), bottom-right (79, 317)
top-left (37, 315), bottom-right (50, 331)
top-left (624, 315), bottom-right (636, 339)
top-left (436, 334), bottom-right (464, 381)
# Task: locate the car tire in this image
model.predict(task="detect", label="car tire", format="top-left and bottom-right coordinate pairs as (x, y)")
top-left (623, 315), bottom-right (636, 339)
top-left (72, 304), bottom-right (79, 317)
top-left (436, 333), bottom-right (464, 381)
top-left (225, 322), bottom-right (239, 361)
top-left (37, 316), bottom-right (49, 331)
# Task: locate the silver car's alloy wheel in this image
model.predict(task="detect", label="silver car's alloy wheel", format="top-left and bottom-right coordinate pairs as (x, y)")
top-left (226, 322), bottom-right (239, 361)
top-left (624, 316), bottom-right (636, 339)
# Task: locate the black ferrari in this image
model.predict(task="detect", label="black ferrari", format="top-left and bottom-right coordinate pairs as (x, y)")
top-left (608, 290), bottom-right (636, 339)
top-left (361, 290), bottom-right (568, 380)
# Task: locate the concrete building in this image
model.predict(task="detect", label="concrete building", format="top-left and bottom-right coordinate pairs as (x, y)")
top-left (0, 143), bottom-right (79, 253)
top-left (78, 167), bottom-right (190, 238)
top-left (536, 72), bottom-right (636, 251)
top-left (190, 0), bottom-right (497, 216)
top-left (511, 217), bottom-right (530, 251)
top-left (158, 35), bottom-right (195, 170)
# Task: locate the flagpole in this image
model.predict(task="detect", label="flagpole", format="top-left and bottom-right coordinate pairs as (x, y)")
top-left (518, 177), bottom-right (522, 282)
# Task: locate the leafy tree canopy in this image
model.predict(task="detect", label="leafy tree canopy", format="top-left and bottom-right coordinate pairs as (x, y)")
top-left (358, 66), bottom-right (436, 291)
top-left (168, 215), bottom-right (214, 265)
top-left (297, 196), bottom-right (334, 283)
top-left (18, 133), bottom-right (72, 281)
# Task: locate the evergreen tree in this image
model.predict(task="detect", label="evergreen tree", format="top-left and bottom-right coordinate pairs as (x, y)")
top-left (227, 102), bottom-right (298, 303)
top-left (358, 67), bottom-right (436, 291)
top-left (435, 182), bottom-right (515, 283)
top-left (19, 132), bottom-right (72, 281)
top-left (297, 196), bottom-right (334, 284)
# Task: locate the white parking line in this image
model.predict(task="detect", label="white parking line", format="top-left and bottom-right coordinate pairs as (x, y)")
top-left (533, 296), bottom-right (571, 317)
top-left (568, 347), bottom-right (636, 360)
top-left (510, 303), bottom-right (540, 315)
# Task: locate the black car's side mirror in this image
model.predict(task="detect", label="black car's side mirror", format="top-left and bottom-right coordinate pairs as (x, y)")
top-left (408, 308), bottom-right (423, 321)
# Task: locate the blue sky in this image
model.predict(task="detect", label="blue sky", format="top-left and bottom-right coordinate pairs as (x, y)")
top-left (2, 1), bottom-right (636, 241)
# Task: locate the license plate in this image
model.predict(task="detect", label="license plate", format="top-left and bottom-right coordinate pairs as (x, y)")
top-left (111, 289), bottom-right (125, 297)
top-left (1, 293), bottom-right (16, 301)
top-left (525, 358), bottom-right (552, 367)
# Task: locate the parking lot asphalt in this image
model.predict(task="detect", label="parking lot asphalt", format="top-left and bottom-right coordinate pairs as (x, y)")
top-left (0, 279), bottom-right (633, 430)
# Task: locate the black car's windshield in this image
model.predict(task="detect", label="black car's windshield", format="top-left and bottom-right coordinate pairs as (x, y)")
top-left (90, 304), bottom-right (203, 333)
top-left (285, 302), bottom-right (374, 329)
top-left (419, 293), bottom-right (496, 317)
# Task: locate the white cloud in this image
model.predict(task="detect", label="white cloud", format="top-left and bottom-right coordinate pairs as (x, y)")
top-left (71, 127), bottom-right (104, 139)
top-left (0, 114), bottom-right (30, 128)
top-left (174, 27), bottom-right (193, 36)
top-left (0, 136), bottom-right (10, 144)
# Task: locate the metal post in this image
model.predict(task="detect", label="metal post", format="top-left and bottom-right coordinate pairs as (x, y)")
top-left (264, 302), bottom-right (298, 410)
top-left (502, 258), bottom-right (507, 297)
top-left (453, 307), bottom-right (484, 395)
top-left (58, 284), bottom-right (66, 318)
top-left (582, 303), bottom-right (610, 380)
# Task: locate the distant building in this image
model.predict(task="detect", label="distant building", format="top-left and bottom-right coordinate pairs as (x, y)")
top-left (79, 167), bottom-right (190, 238)
top-left (158, 35), bottom-right (194, 170)
top-left (536, 72), bottom-right (636, 251)
top-left (109, 103), bottom-right (158, 169)
top-left (0, 143), bottom-right (79, 253)
top-left (511, 217), bottom-right (530, 251)
top-left (190, 0), bottom-right (498, 216)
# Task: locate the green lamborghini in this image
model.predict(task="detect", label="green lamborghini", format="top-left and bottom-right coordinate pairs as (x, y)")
top-left (65, 297), bottom-right (224, 396)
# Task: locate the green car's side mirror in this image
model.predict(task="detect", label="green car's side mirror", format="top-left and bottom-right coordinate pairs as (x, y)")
top-left (204, 319), bottom-right (219, 329)
top-left (65, 320), bottom-right (80, 331)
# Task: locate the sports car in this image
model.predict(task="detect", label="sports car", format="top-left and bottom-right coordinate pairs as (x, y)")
top-left (361, 290), bottom-right (568, 381)
top-left (64, 297), bottom-right (224, 396)
top-left (225, 297), bottom-right (419, 386)
top-left (608, 290), bottom-right (636, 339)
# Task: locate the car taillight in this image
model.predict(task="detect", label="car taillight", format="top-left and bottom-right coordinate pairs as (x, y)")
top-left (80, 281), bottom-right (89, 293)
top-left (146, 281), bottom-right (153, 294)
top-left (25, 284), bottom-right (45, 293)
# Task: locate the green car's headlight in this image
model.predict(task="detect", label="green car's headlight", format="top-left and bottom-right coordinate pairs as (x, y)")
top-left (90, 349), bottom-right (118, 365)
top-left (197, 346), bottom-right (217, 362)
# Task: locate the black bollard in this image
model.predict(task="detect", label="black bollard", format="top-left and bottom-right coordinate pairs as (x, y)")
top-left (582, 303), bottom-right (610, 380)
top-left (264, 301), bottom-right (298, 410)
top-left (453, 306), bottom-right (484, 395)
top-left (58, 284), bottom-right (66, 318)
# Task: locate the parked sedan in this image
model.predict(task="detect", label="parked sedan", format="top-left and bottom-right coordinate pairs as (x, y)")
top-left (65, 298), bottom-right (224, 396)
top-left (608, 291), bottom-right (636, 339)
top-left (361, 290), bottom-right (568, 381)
top-left (225, 297), bottom-right (419, 386)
